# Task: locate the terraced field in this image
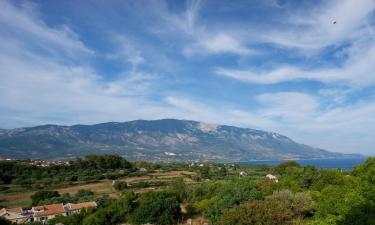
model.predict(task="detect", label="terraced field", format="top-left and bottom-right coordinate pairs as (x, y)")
top-left (0, 170), bottom-right (197, 208)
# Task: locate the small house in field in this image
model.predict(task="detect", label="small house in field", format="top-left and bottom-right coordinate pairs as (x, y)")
top-left (266, 174), bottom-right (279, 183)
top-left (64, 201), bottom-right (97, 215)
top-left (239, 171), bottom-right (248, 177)
top-left (0, 207), bottom-right (29, 224)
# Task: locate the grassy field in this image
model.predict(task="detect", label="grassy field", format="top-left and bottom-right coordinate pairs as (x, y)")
top-left (0, 170), bottom-right (197, 208)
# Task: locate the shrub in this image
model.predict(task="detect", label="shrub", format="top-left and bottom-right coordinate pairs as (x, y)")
top-left (129, 191), bottom-right (181, 225)
top-left (113, 181), bottom-right (128, 191)
top-left (31, 190), bottom-right (60, 206)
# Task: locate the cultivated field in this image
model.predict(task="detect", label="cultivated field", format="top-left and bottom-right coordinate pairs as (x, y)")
top-left (0, 170), bottom-right (197, 208)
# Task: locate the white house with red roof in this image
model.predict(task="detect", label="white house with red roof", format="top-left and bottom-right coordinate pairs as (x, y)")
top-left (1, 201), bottom-right (97, 224)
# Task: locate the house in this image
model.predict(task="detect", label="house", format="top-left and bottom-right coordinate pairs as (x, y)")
top-left (266, 174), bottom-right (279, 183)
top-left (1, 201), bottom-right (97, 224)
top-left (239, 171), bottom-right (248, 177)
top-left (31, 203), bottom-right (66, 223)
top-left (0, 207), bottom-right (30, 224)
top-left (64, 201), bottom-right (97, 215)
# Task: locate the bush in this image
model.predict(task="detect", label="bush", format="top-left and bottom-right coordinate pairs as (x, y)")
top-left (82, 195), bottom-right (135, 225)
top-left (274, 161), bottom-right (301, 175)
top-left (129, 191), bottom-right (181, 225)
top-left (0, 217), bottom-right (15, 225)
top-left (113, 181), bottom-right (128, 191)
top-left (31, 190), bottom-right (60, 206)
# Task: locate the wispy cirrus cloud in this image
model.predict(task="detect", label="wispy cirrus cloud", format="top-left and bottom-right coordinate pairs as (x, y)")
top-left (183, 33), bottom-right (254, 56)
top-left (164, 96), bottom-right (274, 128)
top-left (149, 0), bottom-right (254, 56)
top-left (215, 0), bottom-right (375, 88)
top-left (0, 0), bottom-right (93, 58)
top-left (107, 36), bottom-right (145, 72)
top-left (0, 0), bottom-right (160, 127)
top-left (215, 38), bottom-right (375, 87)
top-left (253, 91), bottom-right (375, 154)
top-left (263, 0), bottom-right (375, 50)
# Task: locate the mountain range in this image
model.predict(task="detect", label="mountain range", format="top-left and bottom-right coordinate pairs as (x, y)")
top-left (0, 119), bottom-right (361, 161)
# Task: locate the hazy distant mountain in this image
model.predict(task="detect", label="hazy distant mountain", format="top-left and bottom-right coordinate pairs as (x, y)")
top-left (0, 119), bottom-right (361, 161)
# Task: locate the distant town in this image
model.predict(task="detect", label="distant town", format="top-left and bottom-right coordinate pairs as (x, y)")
top-left (0, 157), bottom-right (70, 167)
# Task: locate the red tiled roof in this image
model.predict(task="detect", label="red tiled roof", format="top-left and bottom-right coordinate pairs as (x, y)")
top-left (34, 204), bottom-right (65, 217)
top-left (0, 208), bottom-right (6, 216)
top-left (33, 206), bottom-right (45, 211)
top-left (7, 207), bottom-right (22, 214)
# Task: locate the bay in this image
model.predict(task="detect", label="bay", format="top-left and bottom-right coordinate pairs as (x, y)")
top-left (239, 157), bottom-right (368, 170)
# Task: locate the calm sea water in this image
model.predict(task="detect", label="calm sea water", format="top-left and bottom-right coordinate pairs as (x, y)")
top-left (239, 158), bottom-right (368, 170)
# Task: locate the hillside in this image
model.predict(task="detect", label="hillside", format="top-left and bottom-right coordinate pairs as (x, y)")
top-left (0, 119), bottom-right (359, 161)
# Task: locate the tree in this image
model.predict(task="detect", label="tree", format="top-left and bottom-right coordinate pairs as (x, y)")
top-left (352, 157), bottom-right (375, 184)
top-left (113, 181), bottom-right (128, 191)
top-left (0, 217), bottom-right (15, 225)
top-left (220, 199), bottom-right (295, 225)
top-left (219, 189), bottom-right (315, 225)
top-left (204, 177), bottom-right (263, 224)
top-left (31, 190), bottom-right (60, 206)
top-left (274, 161), bottom-right (301, 175)
top-left (312, 181), bottom-right (375, 225)
top-left (171, 177), bottom-right (188, 201)
top-left (129, 191), bottom-right (181, 225)
top-left (82, 194), bottom-right (136, 225)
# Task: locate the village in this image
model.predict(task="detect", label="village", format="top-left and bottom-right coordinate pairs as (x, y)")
top-left (0, 157), bottom-right (71, 167)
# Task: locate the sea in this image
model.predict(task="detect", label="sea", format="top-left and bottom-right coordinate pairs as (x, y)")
top-left (239, 157), bottom-right (368, 170)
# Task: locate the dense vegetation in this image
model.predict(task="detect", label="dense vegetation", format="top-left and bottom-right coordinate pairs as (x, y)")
top-left (1, 156), bottom-right (374, 225)
top-left (0, 155), bottom-right (133, 189)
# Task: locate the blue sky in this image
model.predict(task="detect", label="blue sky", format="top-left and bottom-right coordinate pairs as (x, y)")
top-left (1, 0), bottom-right (375, 155)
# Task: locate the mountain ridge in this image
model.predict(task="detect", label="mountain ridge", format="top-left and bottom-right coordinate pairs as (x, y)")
top-left (0, 119), bottom-right (362, 161)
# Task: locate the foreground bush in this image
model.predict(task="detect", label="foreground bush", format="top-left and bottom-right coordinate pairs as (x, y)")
top-left (129, 191), bottom-right (181, 225)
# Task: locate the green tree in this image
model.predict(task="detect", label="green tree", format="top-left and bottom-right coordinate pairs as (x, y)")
top-left (0, 217), bottom-right (15, 225)
top-left (171, 177), bottom-right (188, 201)
top-left (82, 194), bottom-right (136, 225)
top-left (113, 181), bottom-right (128, 191)
top-left (352, 157), bottom-right (375, 184)
top-left (31, 190), bottom-right (60, 206)
top-left (220, 199), bottom-right (295, 225)
top-left (129, 191), bottom-right (181, 225)
top-left (274, 161), bottom-right (301, 175)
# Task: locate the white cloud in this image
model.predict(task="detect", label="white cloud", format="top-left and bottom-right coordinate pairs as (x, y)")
top-left (216, 38), bottom-right (375, 87)
top-left (164, 96), bottom-right (274, 129)
top-left (107, 36), bottom-right (145, 71)
top-left (183, 33), bottom-right (253, 56)
top-left (150, 0), bottom-right (253, 56)
top-left (253, 91), bottom-right (375, 154)
top-left (185, 0), bottom-right (202, 35)
top-left (215, 66), bottom-right (309, 84)
top-left (256, 92), bottom-right (319, 121)
top-left (0, 49), bottom-right (168, 127)
top-left (264, 0), bottom-right (375, 50)
top-left (0, 0), bottom-right (93, 57)
top-left (0, 1), bottom-right (163, 127)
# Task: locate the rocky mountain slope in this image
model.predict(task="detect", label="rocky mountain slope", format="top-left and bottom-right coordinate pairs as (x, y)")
top-left (0, 119), bottom-right (359, 161)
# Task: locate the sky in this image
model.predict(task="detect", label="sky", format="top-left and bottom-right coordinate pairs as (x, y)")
top-left (0, 0), bottom-right (375, 155)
